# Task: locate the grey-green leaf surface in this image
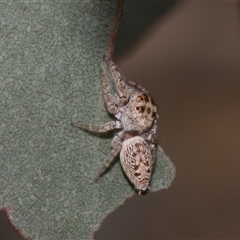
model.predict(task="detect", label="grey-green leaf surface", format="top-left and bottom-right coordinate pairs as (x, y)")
top-left (0, 1), bottom-right (175, 240)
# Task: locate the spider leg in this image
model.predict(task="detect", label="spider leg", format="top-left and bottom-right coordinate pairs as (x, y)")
top-left (127, 80), bottom-right (149, 94)
top-left (101, 70), bottom-right (119, 115)
top-left (95, 147), bottom-right (120, 181)
top-left (95, 130), bottom-right (125, 181)
top-left (71, 120), bottom-right (121, 133)
top-left (141, 117), bottom-right (158, 143)
top-left (141, 117), bottom-right (158, 161)
top-left (105, 57), bottom-right (129, 104)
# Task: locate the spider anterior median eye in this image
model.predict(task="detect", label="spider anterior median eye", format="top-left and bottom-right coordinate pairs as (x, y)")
top-left (136, 107), bottom-right (140, 110)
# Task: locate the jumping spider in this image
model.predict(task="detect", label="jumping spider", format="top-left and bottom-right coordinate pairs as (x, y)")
top-left (72, 57), bottom-right (158, 195)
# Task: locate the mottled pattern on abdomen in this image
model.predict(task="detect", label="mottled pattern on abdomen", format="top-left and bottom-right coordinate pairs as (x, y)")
top-left (120, 136), bottom-right (152, 191)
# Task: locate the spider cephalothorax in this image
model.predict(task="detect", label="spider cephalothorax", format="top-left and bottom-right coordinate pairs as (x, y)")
top-left (121, 93), bottom-right (157, 133)
top-left (72, 57), bottom-right (158, 195)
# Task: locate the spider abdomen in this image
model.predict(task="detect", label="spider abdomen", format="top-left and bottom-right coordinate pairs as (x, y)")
top-left (120, 136), bottom-right (153, 194)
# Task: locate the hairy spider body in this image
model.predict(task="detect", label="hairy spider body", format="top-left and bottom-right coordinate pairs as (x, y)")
top-left (72, 57), bottom-right (158, 195)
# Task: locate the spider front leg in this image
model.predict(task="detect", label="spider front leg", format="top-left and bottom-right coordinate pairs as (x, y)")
top-left (105, 57), bottom-right (131, 105)
top-left (95, 131), bottom-right (125, 181)
top-left (101, 70), bottom-right (119, 115)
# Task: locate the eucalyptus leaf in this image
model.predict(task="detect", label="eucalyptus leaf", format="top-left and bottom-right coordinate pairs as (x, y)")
top-left (0, 1), bottom-right (175, 239)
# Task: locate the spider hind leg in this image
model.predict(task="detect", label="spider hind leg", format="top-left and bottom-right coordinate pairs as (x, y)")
top-left (94, 147), bottom-right (120, 182)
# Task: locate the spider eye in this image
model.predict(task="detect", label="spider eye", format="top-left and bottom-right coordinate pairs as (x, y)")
top-left (135, 106), bottom-right (146, 113)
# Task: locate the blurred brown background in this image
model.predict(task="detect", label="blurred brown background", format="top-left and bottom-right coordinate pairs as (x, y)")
top-left (96, 1), bottom-right (240, 239)
top-left (1, 1), bottom-right (240, 239)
